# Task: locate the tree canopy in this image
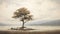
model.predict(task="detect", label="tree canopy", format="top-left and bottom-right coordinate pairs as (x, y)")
top-left (12, 7), bottom-right (32, 22)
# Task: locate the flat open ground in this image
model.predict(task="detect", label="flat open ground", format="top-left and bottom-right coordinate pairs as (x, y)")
top-left (0, 26), bottom-right (60, 34)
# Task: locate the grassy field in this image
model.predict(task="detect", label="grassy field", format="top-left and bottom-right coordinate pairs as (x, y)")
top-left (0, 26), bottom-right (60, 34)
top-left (0, 30), bottom-right (60, 34)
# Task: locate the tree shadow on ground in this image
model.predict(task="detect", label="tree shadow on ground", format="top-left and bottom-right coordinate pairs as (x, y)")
top-left (10, 27), bottom-right (35, 31)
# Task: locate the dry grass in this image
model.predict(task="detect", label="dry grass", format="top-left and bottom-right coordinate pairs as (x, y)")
top-left (0, 30), bottom-right (60, 34)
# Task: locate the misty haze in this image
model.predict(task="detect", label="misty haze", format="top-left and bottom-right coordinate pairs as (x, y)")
top-left (0, 0), bottom-right (60, 34)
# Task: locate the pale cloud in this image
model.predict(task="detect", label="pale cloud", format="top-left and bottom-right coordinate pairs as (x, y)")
top-left (0, 0), bottom-right (60, 24)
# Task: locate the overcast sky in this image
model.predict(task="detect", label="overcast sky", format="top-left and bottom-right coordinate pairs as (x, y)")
top-left (0, 0), bottom-right (60, 24)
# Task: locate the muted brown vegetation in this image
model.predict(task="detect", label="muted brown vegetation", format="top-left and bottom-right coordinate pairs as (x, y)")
top-left (12, 7), bottom-right (33, 29)
top-left (0, 30), bottom-right (60, 34)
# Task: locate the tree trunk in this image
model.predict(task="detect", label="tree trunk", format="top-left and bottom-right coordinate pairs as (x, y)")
top-left (21, 15), bottom-right (25, 29)
top-left (21, 20), bottom-right (25, 29)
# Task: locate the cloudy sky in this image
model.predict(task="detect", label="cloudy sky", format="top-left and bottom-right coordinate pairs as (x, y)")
top-left (0, 0), bottom-right (60, 24)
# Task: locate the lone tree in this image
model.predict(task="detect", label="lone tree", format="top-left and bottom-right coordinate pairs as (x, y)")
top-left (12, 7), bottom-right (33, 29)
